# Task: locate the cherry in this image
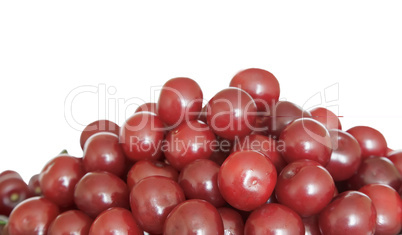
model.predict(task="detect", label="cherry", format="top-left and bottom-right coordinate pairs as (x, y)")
top-left (229, 68), bottom-right (280, 112)
top-left (310, 107), bottom-right (342, 130)
top-left (126, 159), bottom-right (179, 190)
top-left (119, 111), bottom-right (165, 162)
top-left (325, 129), bottom-right (362, 181)
top-left (302, 215), bottom-right (321, 235)
top-left (347, 156), bottom-right (402, 191)
top-left (80, 120), bottom-right (120, 150)
top-left (318, 191), bottom-right (377, 234)
top-left (0, 172), bottom-right (30, 216)
top-left (74, 171), bottom-right (129, 218)
top-left (130, 176), bottom-right (185, 234)
top-left (347, 126), bottom-right (388, 159)
top-left (178, 159), bottom-right (226, 207)
top-left (163, 199), bottom-right (224, 234)
top-left (218, 150), bottom-right (277, 211)
top-left (244, 203), bottom-right (305, 235)
top-left (206, 87), bottom-right (257, 141)
top-left (279, 118), bottom-right (332, 166)
top-left (39, 154), bottom-right (85, 208)
top-left (217, 207), bottom-right (244, 235)
top-left (387, 149), bottom-right (402, 175)
top-left (359, 184), bottom-right (402, 235)
top-left (8, 197), bottom-right (60, 235)
top-left (89, 207), bottom-right (143, 235)
top-left (83, 132), bottom-right (127, 178)
top-left (164, 120), bottom-right (217, 170)
top-left (275, 159), bottom-right (335, 217)
top-left (157, 77), bottom-right (203, 127)
top-left (48, 210), bottom-right (92, 235)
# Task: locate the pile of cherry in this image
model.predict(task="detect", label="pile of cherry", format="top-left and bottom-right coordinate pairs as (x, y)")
top-left (1, 68), bottom-right (402, 235)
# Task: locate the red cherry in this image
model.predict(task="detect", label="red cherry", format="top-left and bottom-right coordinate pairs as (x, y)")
top-left (8, 197), bottom-right (60, 235)
top-left (347, 126), bottom-right (388, 159)
top-left (244, 203), bottom-right (305, 235)
top-left (359, 184), bottom-right (402, 235)
top-left (318, 191), bottom-right (377, 234)
top-left (275, 159), bottom-right (335, 217)
top-left (163, 199), bottom-right (224, 234)
top-left (178, 159), bottom-right (226, 207)
top-left (80, 120), bottom-right (120, 150)
top-left (325, 129), bottom-right (362, 181)
top-left (157, 77), bottom-right (203, 127)
top-left (310, 107), bottom-right (342, 130)
top-left (130, 176), bottom-right (185, 234)
top-left (48, 210), bottom-right (92, 235)
top-left (206, 87), bottom-right (257, 141)
top-left (89, 207), bottom-right (143, 235)
top-left (164, 120), bottom-right (217, 170)
top-left (218, 150), bottom-right (277, 211)
top-left (119, 112), bottom-right (165, 162)
top-left (279, 118), bottom-right (332, 166)
top-left (230, 68), bottom-right (280, 112)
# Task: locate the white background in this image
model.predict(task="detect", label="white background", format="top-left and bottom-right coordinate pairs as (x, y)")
top-left (1, 1), bottom-right (401, 182)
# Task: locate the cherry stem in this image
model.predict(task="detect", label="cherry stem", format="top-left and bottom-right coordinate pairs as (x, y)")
top-left (34, 186), bottom-right (41, 195)
top-left (59, 149), bottom-right (68, 155)
top-left (10, 193), bottom-right (19, 202)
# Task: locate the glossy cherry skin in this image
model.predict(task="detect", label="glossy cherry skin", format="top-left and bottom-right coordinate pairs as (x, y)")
top-left (347, 156), bottom-right (402, 191)
top-left (244, 203), bottom-right (304, 235)
top-left (0, 170), bottom-right (22, 180)
top-left (74, 171), bottom-right (129, 218)
top-left (303, 215), bottom-right (321, 235)
top-left (325, 129), bottom-right (362, 181)
top-left (80, 120), bottom-right (120, 150)
top-left (39, 154), bottom-right (85, 208)
top-left (279, 118), bottom-right (332, 166)
top-left (157, 77), bottom-right (203, 127)
top-left (359, 184), bottom-right (402, 235)
top-left (218, 150), bottom-right (277, 211)
top-left (266, 101), bottom-right (312, 139)
top-left (126, 159), bottom-right (179, 190)
top-left (217, 207), bottom-right (244, 235)
top-left (8, 197), bottom-right (60, 235)
top-left (48, 210), bottom-right (93, 235)
top-left (318, 191), bottom-right (377, 235)
top-left (83, 132), bottom-right (127, 178)
top-left (310, 107), bottom-right (342, 130)
top-left (119, 112), bottom-right (165, 162)
top-left (232, 134), bottom-right (287, 173)
top-left (89, 207), bottom-right (143, 235)
top-left (229, 68), bottom-right (280, 112)
top-left (130, 176), bottom-right (185, 234)
top-left (275, 159), bottom-right (335, 217)
top-left (28, 174), bottom-right (41, 197)
top-left (163, 199), bottom-right (224, 235)
top-left (179, 159), bottom-right (226, 207)
top-left (164, 120), bottom-right (217, 170)
top-left (387, 149), bottom-right (402, 175)
top-left (135, 102), bottom-right (157, 114)
top-left (0, 174), bottom-right (30, 216)
top-left (347, 126), bottom-right (388, 159)
top-left (206, 87), bottom-right (257, 141)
